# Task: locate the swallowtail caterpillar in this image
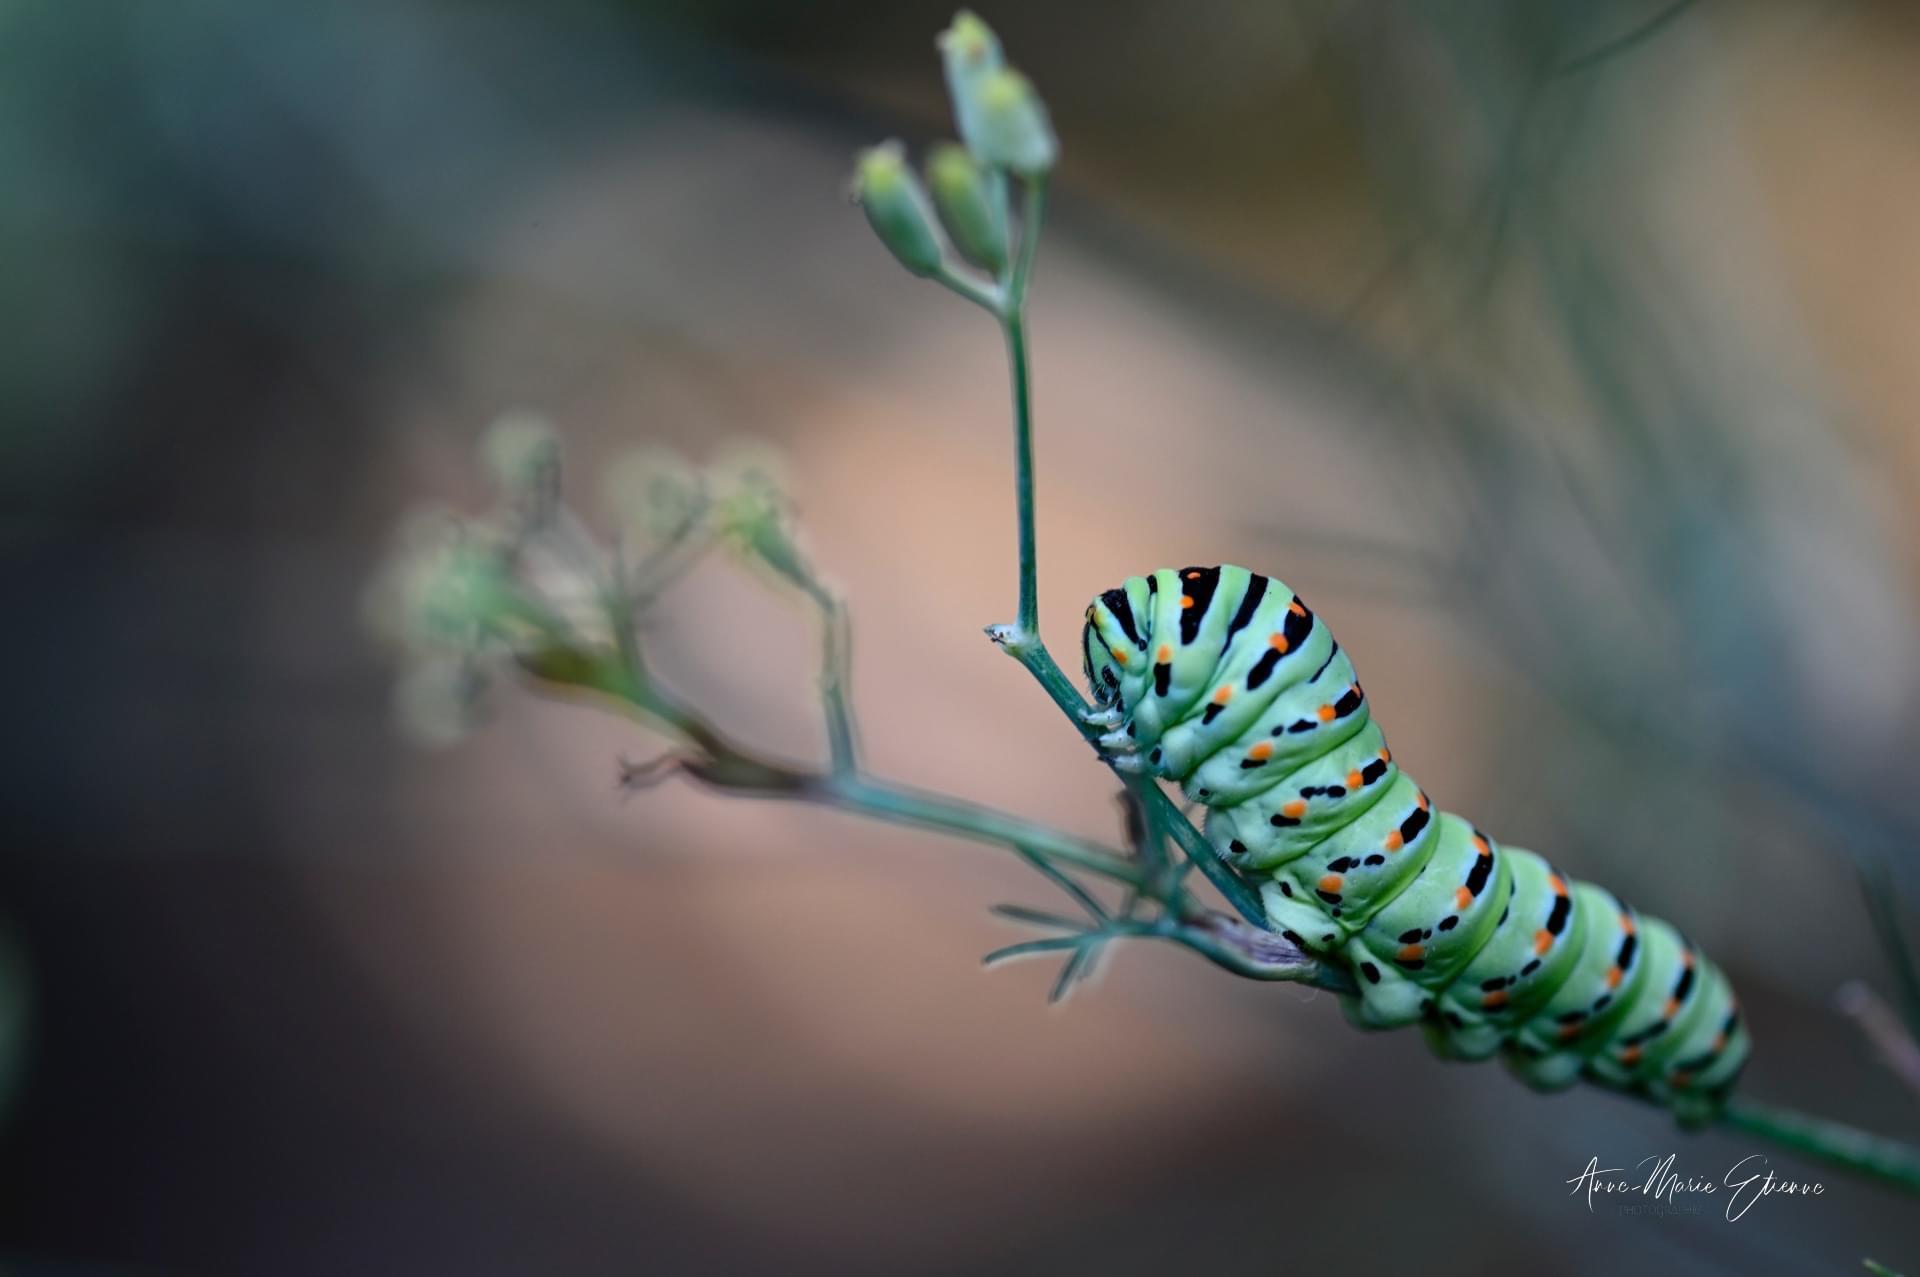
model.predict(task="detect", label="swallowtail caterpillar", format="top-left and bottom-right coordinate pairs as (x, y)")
top-left (1082, 565), bottom-right (1749, 1122)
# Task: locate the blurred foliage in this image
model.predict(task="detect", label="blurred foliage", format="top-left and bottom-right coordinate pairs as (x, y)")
top-left (1202, 3), bottom-right (1920, 940)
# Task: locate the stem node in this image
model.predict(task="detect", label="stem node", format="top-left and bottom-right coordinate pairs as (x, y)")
top-left (984, 622), bottom-right (1038, 653)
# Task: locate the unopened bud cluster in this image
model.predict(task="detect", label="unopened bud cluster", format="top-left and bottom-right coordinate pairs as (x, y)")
top-left (366, 413), bottom-right (816, 745)
top-left (850, 10), bottom-right (1053, 289)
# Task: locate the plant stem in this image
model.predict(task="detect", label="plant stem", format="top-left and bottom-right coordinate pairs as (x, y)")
top-left (1002, 178), bottom-right (1046, 637)
top-left (978, 173), bottom-right (1289, 935)
top-left (806, 583), bottom-right (859, 776)
top-left (822, 773), bottom-right (1148, 889)
top-left (1836, 982), bottom-right (1920, 1100)
top-left (1717, 1097), bottom-right (1920, 1196)
top-left (933, 265), bottom-right (1002, 313)
top-left (1014, 844), bottom-right (1112, 922)
top-left (1004, 311), bottom-right (1040, 637)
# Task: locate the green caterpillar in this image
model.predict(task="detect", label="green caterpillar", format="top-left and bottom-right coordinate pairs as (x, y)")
top-left (1081, 565), bottom-right (1749, 1120)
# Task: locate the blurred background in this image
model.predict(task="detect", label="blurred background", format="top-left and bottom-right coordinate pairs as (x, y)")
top-left (4, 0), bottom-right (1920, 1271)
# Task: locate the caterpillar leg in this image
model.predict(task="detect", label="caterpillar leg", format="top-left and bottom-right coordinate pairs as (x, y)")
top-left (1435, 1019), bottom-right (1506, 1061)
top-left (1088, 725), bottom-right (1153, 773)
top-left (1339, 936), bottom-right (1430, 1029)
top-left (1257, 878), bottom-right (1345, 955)
top-left (1506, 1041), bottom-right (1585, 1092)
top-left (1080, 706), bottom-right (1125, 730)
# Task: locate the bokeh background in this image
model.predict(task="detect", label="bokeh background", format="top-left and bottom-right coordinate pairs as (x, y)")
top-left (5, 0), bottom-right (1920, 1272)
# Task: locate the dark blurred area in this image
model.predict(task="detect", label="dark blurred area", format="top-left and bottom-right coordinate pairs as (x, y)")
top-left (5, 0), bottom-right (1920, 1272)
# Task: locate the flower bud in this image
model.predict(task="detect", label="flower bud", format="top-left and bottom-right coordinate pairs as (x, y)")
top-left (926, 143), bottom-right (1008, 274)
top-left (851, 141), bottom-right (947, 278)
top-left (938, 11), bottom-right (1005, 156)
top-left (711, 443), bottom-right (813, 591)
top-left (363, 509), bottom-right (516, 656)
top-left (974, 69), bottom-right (1057, 176)
top-left (479, 411), bottom-right (561, 521)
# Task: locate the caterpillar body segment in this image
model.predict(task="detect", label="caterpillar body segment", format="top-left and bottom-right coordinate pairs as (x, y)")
top-left (1081, 566), bottom-right (1750, 1119)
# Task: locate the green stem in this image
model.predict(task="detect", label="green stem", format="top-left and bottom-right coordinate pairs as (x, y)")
top-left (1004, 310), bottom-right (1039, 638)
top-left (1717, 1097), bottom-right (1920, 1196)
top-left (1128, 773), bottom-right (1173, 902)
top-left (1014, 844), bottom-right (1112, 922)
top-left (807, 584), bottom-right (859, 776)
top-left (1000, 179), bottom-right (1047, 637)
top-left (576, 664), bottom-right (1150, 889)
top-left (823, 773), bottom-right (1148, 889)
top-left (933, 265), bottom-right (1002, 313)
top-left (1153, 785), bottom-right (1269, 926)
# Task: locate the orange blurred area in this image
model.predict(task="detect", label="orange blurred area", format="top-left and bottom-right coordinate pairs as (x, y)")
top-left (4, 2), bottom-right (1919, 1273)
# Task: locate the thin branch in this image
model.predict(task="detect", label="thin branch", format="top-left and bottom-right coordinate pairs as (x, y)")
top-left (1050, 940), bottom-right (1101, 1002)
top-left (1012, 844), bottom-right (1111, 922)
top-left (628, 519), bottom-right (716, 603)
top-left (1004, 309), bottom-right (1040, 638)
top-left (1717, 1097), bottom-right (1920, 1196)
top-left (983, 936), bottom-right (1085, 966)
top-left (1001, 178), bottom-right (1047, 638)
top-left (1554, 0), bottom-right (1698, 78)
top-left (616, 751), bottom-right (684, 795)
top-left (1835, 981), bottom-right (1920, 1101)
top-left (1125, 776), bottom-right (1172, 902)
top-left (1148, 781), bottom-right (1268, 927)
top-left (933, 264), bottom-right (1003, 313)
top-left (990, 903), bottom-right (1090, 931)
top-left (824, 772), bottom-right (1149, 891)
top-left (804, 582), bottom-right (859, 775)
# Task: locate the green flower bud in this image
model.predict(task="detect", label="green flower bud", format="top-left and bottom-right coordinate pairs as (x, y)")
top-left (938, 11), bottom-right (1005, 157)
top-left (711, 443), bottom-right (813, 591)
top-left (926, 143), bottom-right (1008, 274)
top-left (974, 69), bottom-right (1056, 176)
top-left (363, 509), bottom-right (516, 657)
top-left (851, 141), bottom-right (947, 278)
top-left (479, 411), bottom-right (561, 521)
